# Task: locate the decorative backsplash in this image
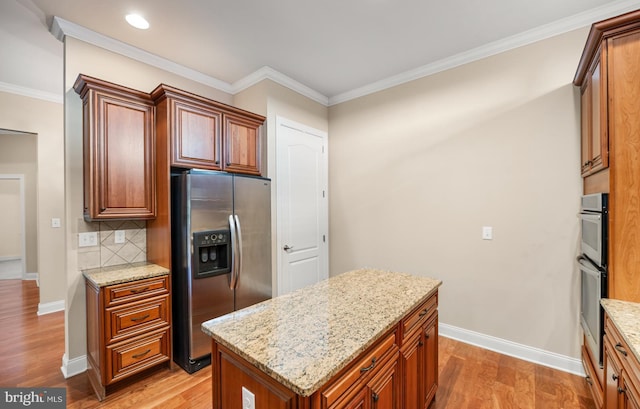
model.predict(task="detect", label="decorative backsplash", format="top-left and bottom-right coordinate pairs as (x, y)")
top-left (77, 219), bottom-right (146, 270)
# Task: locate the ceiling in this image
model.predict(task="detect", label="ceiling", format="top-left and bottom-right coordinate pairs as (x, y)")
top-left (8, 0), bottom-right (640, 105)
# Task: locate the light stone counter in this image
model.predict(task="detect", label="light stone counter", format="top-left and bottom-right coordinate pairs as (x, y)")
top-left (201, 268), bottom-right (442, 397)
top-left (602, 298), bottom-right (640, 364)
top-left (82, 261), bottom-right (169, 287)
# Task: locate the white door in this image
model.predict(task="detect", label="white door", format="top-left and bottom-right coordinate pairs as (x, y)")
top-left (276, 117), bottom-right (328, 295)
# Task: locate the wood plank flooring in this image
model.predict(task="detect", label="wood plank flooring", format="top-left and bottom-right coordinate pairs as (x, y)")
top-left (0, 279), bottom-right (595, 408)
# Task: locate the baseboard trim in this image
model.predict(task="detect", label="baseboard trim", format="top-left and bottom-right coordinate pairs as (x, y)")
top-left (24, 272), bottom-right (38, 281)
top-left (60, 353), bottom-right (87, 379)
top-left (37, 299), bottom-right (65, 316)
top-left (439, 322), bottom-right (585, 376)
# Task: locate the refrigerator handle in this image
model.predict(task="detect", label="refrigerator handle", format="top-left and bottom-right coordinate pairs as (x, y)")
top-left (234, 215), bottom-right (243, 290)
top-left (228, 215), bottom-right (238, 290)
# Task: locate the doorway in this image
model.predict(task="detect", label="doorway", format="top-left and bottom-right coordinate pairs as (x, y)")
top-left (275, 117), bottom-right (329, 295)
top-left (0, 130), bottom-right (38, 281)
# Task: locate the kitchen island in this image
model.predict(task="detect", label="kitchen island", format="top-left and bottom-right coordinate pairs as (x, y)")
top-left (202, 268), bottom-right (442, 409)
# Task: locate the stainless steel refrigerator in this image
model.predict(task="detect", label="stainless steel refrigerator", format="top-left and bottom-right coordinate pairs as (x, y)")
top-left (171, 169), bottom-right (271, 373)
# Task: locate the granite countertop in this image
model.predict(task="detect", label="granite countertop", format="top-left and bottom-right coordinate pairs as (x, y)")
top-left (82, 261), bottom-right (170, 287)
top-left (201, 268), bottom-right (442, 397)
top-left (602, 299), bottom-right (640, 364)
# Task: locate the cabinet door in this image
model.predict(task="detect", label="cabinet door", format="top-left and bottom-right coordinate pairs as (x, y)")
top-left (223, 113), bottom-right (263, 175)
top-left (333, 388), bottom-right (368, 409)
top-left (589, 58), bottom-right (607, 173)
top-left (401, 332), bottom-right (422, 409)
top-left (625, 379), bottom-right (640, 409)
top-left (369, 356), bottom-right (400, 409)
top-left (605, 339), bottom-right (623, 409)
top-left (88, 94), bottom-right (155, 220)
top-left (171, 99), bottom-right (222, 170)
top-left (423, 314), bottom-right (438, 407)
top-left (581, 81), bottom-right (593, 175)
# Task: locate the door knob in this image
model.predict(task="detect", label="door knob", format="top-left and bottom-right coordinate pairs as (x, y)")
top-left (283, 245), bottom-right (293, 251)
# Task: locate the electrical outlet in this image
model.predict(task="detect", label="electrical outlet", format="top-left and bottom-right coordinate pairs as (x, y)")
top-left (115, 230), bottom-right (126, 244)
top-left (79, 232), bottom-right (98, 247)
top-left (51, 218), bottom-right (61, 228)
top-left (482, 226), bottom-right (493, 240)
top-left (242, 387), bottom-right (255, 409)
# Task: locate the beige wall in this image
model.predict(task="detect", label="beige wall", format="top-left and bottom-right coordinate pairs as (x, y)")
top-left (328, 28), bottom-right (588, 358)
top-left (0, 91), bottom-right (65, 305)
top-left (0, 178), bottom-right (22, 258)
top-left (0, 133), bottom-right (37, 272)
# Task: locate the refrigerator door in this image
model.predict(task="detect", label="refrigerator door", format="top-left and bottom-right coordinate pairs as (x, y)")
top-left (188, 172), bottom-right (235, 360)
top-left (233, 175), bottom-right (272, 310)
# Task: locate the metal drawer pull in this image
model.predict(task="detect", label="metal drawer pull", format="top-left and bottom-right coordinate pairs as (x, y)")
top-left (129, 287), bottom-right (150, 294)
top-left (586, 375), bottom-right (593, 385)
top-left (131, 314), bottom-right (150, 322)
top-left (360, 357), bottom-right (377, 373)
top-left (132, 349), bottom-right (151, 359)
top-left (615, 343), bottom-right (628, 357)
top-left (372, 392), bottom-right (379, 402)
top-left (619, 386), bottom-right (626, 395)
top-left (613, 374), bottom-right (619, 381)
top-left (419, 307), bottom-right (430, 317)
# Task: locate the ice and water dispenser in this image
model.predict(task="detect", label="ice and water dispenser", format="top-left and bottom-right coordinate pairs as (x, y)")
top-left (192, 230), bottom-right (231, 278)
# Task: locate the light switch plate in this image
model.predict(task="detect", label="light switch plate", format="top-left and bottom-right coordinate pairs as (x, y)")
top-left (115, 230), bottom-right (126, 244)
top-left (51, 218), bottom-right (61, 228)
top-left (482, 226), bottom-right (493, 240)
top-left (79, 232), bottom-right (98, 247)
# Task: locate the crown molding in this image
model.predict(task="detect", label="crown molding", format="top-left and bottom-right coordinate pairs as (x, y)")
top-left (328, 0), bottom-right (640, 106)
top-left (51, 17), bottom-right (329, 105)
top-left (232, 66), bottom-right (329, 106)
top-left (0, 81), bottom-right (62, 104)
top-left (51, 16), bottom-right (234, 94)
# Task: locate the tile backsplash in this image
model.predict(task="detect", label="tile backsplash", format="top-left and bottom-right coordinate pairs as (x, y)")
top-left (77, 219), bottom-right (146, 270)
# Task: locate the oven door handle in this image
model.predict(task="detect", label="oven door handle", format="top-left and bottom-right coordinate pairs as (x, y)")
top-left (577, 255), bottom-right (603, 275)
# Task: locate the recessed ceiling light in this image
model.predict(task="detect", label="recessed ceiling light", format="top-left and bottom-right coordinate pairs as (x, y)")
top-left (125, 13), bottom-right (149, 30)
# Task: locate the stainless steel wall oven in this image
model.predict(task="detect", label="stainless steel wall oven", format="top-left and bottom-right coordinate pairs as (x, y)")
top-left (579, 193), bottom-right (608, 367)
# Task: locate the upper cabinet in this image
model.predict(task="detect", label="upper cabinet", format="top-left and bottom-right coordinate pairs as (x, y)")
top-left (74, 75), bottom-right (156, 221)
top-left (579, 52), bottom-right (608, 177)
top-left (152, 85), bottom-right (265, 176)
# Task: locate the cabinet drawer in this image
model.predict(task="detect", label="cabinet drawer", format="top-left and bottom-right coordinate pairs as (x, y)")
top-left (105, 276), bottom-right (169, 307)
top-left (106, 296), bottom-right (169, 344)
top-left (402, 294), bottom-right (437, 340)
top-left (107, 328), bottom-right (170, 384)
top-left (322, 331), bottom-right (398, 408)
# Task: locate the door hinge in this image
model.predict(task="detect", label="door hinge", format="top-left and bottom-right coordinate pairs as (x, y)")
top-left (322, 190), bottom-right (325, 198)
top-left (323, 235), bottom-right (326, 243)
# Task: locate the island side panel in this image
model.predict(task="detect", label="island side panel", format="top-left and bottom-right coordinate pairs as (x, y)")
top-left (212, 341), bottom-right (300, 409)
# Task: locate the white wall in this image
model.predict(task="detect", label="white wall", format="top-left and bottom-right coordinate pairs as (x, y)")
top-left (328, 28), bottom-right (588, 360)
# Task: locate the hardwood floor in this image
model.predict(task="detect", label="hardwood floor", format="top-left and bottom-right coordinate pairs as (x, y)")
top-left (0, 280), bottom-right (595, 408)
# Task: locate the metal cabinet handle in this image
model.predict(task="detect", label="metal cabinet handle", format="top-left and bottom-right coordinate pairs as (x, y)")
top-left (131, 314), bottom-right (150, 322)
top-left (372, 392), bottom-right (379, 403)
top-left (132, 349), bottom-right (151, 359)
top-left (586, 375), bottom-right (593, 385)
top-left (613, 374), bottom-right (619, 381)
top-left (419, 307), bottom-right (430, 317)
top-left (130, 287), bottom-right (149, 294)
top-left (283, 245), bottom-right (294, 251)
top-left (360, 357), bottom-right (377, 373)
top-left (619, 386), bottom-right (626, 395)
top-left (615, 343), bottom-right (628, 357)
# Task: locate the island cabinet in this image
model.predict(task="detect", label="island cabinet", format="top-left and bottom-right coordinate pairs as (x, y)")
top-left (602, 301), bottom-right (640, 409)
top-left (73, 75), bottom-right (156, 221)
top-left (83, 264), bottom-right (171, 401)
top-left (202, 269), bottom-right (442, 409)
top-left (151, 84), bottom-right (264, 176)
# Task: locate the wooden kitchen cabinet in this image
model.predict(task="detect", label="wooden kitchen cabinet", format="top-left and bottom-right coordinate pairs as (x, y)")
top-left (580, 53), bottom-right (608, 177)
top-left (85, 275), bottom-right (171, 401)
top-left (74, 75), bottom-right (156, 221)
top-left (151, 84), bottom-right (264, 176)
top-left (603, 312), bottom-right (640, 409)
top-left (576, 12), bottom-right (640, 405)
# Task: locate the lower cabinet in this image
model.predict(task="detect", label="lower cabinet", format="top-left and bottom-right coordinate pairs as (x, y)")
top-left (603, 312), bottom-right (640, 409)
top-left (85, 275), bottom-right (171, 401)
